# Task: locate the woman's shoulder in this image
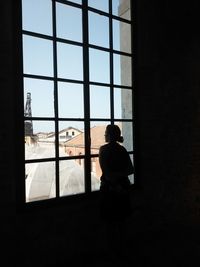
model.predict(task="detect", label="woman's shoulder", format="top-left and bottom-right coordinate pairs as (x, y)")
top-left (100, 143), bottom-right (127, 156)
top-left (99, 143), bottom-right (109, 153)
top-left (100, 143), bottom-right (109, 149)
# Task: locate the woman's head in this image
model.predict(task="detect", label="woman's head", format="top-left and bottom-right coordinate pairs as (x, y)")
top-left (105, 124), bottom-right (124, 143)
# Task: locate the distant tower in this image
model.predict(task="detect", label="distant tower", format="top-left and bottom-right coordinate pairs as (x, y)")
top-left (24, 92), bottom-right (33, 136)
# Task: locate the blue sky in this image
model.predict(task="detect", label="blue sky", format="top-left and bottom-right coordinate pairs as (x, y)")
top-left (22, 0), bottom-right (131, 133)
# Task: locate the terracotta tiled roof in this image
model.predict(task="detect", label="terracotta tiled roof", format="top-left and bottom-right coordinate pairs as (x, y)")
top-left (64, 125), bottom-right (107, 149)
top-left (64, 131), bottom-right (84, 147)
top-left (90, 125), bottom-right (107, 148)
top-left (64, 123), bottom-right (122, 148)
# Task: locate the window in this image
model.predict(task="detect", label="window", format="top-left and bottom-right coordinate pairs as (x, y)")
top-left (22, 0), bottom-right (134, 203)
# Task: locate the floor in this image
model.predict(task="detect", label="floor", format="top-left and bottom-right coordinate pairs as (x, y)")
top-left (71, 227), bottom-right (200, 267)
top-left (16, 221), bottom-right (200, 267)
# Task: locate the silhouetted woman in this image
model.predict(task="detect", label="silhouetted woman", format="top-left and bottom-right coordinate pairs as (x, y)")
top-left (99, 124), bottom-right (134, 258)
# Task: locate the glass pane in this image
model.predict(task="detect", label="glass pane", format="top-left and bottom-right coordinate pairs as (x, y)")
top-left (121, 121), bottom-right (133, 152)
top-left (59, 121), bottom-right (84, 156)
top-left (113, 53), bottom-right (132, 86)
top-left (89, 11), bottom-right (109, 48)
top-left (90, 85), bottom-right (110, 118)
top-left (89, 48), bottom-right (110, 83)
top-left (22, 0), bottom-right (52, 35)
top-left (23, 35), bottom-right (53, 77)
top-left (114, 88), bottom-right (132, 119)
top-left (25, 120), bottom-right (55, 160)
top-left (25, 161), bottom-right (56, 202)
top-left (56, 3), bottom-right (82, 42)
top-left (24, 78), bottom-right (54, 118)
top-left (112, 0), bottom-right (131, 20)
top-left (88, 0), bottom-right (109, 13)
top-left (59, 159), bottom-right (85, 196)
top-left (58, 82), bottom-right (84, 118)
top-left (90, 122), bottom-right (108, 154)
top-left (57, 42), bottom-right (83, 81)
top-left (95, 122), bottom-right (133, 151)
top-left (91, 157), bottom-right (101, 191)
top-left (113, 19), bottom-right (131, 53)
top-left (68, 0), bottom-right (82, 4)
top-left (129, 154), bottom-right (134, 184)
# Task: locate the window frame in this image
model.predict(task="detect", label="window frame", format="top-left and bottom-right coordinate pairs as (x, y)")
top-left (16, 0), bottom-right (136, 207)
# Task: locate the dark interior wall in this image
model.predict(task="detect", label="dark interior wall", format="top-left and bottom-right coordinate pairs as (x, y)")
top-left (0, 1), bottom-right (16, 233)
top-left (135, 0), bottom-right (200, 226)
top-left (0, 0), bottom-right (200, 263)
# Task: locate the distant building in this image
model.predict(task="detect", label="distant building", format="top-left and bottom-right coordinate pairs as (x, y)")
top-left (36, 132), bottom-right (51, 139)
top-left (119, 0), bottom-right (133, 152)
top-left (64, 124), bottom-right (122, 179)
top-left (63, 125), bottom-right (106, 179)
top-left (25, 135), bottom-right (38, 146)
top-left (35, 127), bottom-right (82, 143)
top-left (59, 127), bottom-right (82, 143)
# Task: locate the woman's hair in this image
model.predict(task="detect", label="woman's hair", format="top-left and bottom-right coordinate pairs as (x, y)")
top-left (106, 124), bottom-right (124, 143)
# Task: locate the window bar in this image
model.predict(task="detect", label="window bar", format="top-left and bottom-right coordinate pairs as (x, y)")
top-left (82, 0), bottom-right (91, 193)
top-left (52, 0), bottom-right (60, 198)
top-left (131, 0), bottom-right (137, 185)
top-left (17, 0), bottom-right (26, 205)
top-left (109, 0), bottom-right (114, 124)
